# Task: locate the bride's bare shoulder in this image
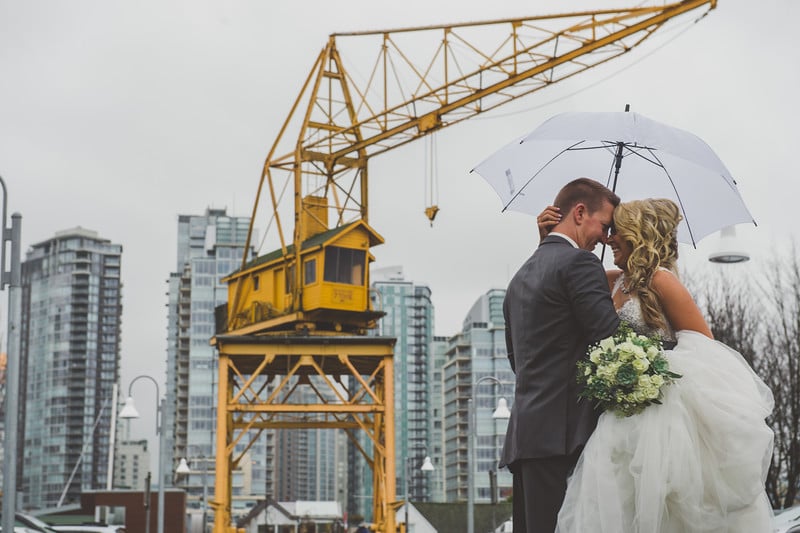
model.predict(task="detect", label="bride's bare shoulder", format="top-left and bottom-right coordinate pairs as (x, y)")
top-left (651, 268), bottom-right (682, 290)
top-left (651, 268), bottom-right (713, 338)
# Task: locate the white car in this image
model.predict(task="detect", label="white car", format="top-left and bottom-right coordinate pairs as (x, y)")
top-left (0, 512), bottom-right (59, 533)
top-left (774, 505), bottom-right (800, 533)
top-left (50, 526), bottom-right (125, 533)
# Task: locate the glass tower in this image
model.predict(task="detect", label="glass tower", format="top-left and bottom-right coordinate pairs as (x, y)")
top-left (164, 208), bottom-right (270, 512)
top-left (19, 227), bottom-right (122, 508)
top-left (347, 266), bottom-right (435, 521)
top-left (442, 288), bottom-right (513, 503)
top-left (428, 336), bottom-right (448, 502)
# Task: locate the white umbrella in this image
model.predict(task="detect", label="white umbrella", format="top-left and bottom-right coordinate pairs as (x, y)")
top-left (471, 110), bottom-right (756, 246)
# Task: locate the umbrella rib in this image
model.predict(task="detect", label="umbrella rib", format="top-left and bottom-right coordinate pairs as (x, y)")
top-left (502, 139), bottom-right (587, 211)
top-left (566, 142), bottom-right (618, 153)
top-left (624, 145), bottom-right (663, 167)
top-left (645, 147), bottom-right (698, 248)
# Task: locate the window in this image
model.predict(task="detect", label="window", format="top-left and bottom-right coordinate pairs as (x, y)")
top-left (253, 275), bottom-right (259, 291)
top-left (323, 247), bottom-right (365, 285)
top-left (304, 258), bottom-right (317, 285)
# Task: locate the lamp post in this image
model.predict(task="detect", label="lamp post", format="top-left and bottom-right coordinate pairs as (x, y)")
top-left (1, 177), bottom-right (22, 533)
top-left (467, 376), bottom-right (512, 533)
top-left (404, 454), bottom-right (434, 533)
top-left (708, 225), bottom-right (750, 264)
top-left (119, 375), bottom-right (165, 533)
top-left (176, 454), bottom-right (209, 532)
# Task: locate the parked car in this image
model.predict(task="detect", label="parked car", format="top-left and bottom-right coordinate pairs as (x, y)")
top-left (49, 526), bottom-right (125, 533)
top-left (774, 505), bottom-right (800, 533)
top-left (0, 512), bottom-right (60, 533)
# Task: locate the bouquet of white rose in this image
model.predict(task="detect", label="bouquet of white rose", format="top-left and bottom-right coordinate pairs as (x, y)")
top-left (577, 322), bottom-right (681, 417)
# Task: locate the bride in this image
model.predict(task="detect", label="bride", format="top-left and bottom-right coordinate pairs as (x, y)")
top-left (540, 198), bottom-right (774, 532)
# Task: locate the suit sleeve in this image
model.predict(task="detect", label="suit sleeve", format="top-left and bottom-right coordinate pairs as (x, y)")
top-left (564, 252), bottom-right (620, 341)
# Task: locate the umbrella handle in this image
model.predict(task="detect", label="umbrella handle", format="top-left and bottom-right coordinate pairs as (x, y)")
top-left (612, 142), bottom-right (623, 191)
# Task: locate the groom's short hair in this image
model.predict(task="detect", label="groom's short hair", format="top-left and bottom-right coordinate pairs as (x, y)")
top-left (555, 177), bottom-right (620, 214)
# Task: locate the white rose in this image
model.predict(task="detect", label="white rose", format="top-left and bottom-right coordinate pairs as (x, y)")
top-left (617, 343), bottom-right (634, 360)
top-left (599, 337), bottom-right (616, 351)
top-left (590, 348), bottom-right (603, 363)
top-left (646, 346), bottom-right (660, 360)
top-left (632, 358), bottom-right (650, 372)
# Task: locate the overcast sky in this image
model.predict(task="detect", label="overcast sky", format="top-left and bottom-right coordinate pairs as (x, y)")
top-left (1, 0), bottom-right (797, 454)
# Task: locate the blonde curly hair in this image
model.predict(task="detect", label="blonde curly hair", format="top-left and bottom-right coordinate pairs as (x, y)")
top-left (613, 198), bottom-right (682, 331)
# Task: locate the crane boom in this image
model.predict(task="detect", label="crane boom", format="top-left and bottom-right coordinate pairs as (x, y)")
top-left (231, 0), bottom-right (716, 325)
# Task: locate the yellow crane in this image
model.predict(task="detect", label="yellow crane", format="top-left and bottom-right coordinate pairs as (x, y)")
top-left (212, 2), bottom-right (717, 531)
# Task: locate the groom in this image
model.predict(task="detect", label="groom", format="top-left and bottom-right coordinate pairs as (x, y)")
top-left (500, 177), bottom-right (620, 533)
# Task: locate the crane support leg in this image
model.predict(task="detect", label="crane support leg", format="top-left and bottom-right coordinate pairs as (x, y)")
top-left (211, 334), bottom-right (397, 533)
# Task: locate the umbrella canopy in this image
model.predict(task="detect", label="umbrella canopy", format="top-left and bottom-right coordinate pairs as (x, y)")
top-left (472, 111), bottom-right (755, 246)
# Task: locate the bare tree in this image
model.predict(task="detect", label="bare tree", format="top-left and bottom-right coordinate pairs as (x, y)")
top-left (759, 255), bottom-right (800, 508)
top-left (700, 273), bottom-right (761, 366)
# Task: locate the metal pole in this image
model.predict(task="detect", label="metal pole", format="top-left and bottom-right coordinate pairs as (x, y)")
top-left (157, 397), bottom-right (165, 533)
top-left (467, 397), bottom-right (474, 533)
top-left (107, 383), bottom-right (119, 490)
top-left (144, 472), bottom-right (152, 533)
top-left (201, 457), bottom-right (208, 533)
top-left (405, 458), bottom-right (409, 533)
top-left (58, 397), bottom-right (110, 507)
top-left (124, 375), bottom-right (164, 533)
top-left (2, 209), bottom-right (22, 533)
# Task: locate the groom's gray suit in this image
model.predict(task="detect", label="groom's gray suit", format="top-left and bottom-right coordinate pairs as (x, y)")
top-left (501, 233), bottom-right (619, 533)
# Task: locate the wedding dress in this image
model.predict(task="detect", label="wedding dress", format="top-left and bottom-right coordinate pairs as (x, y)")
top-left (556, 274), bottom-right (775, 533)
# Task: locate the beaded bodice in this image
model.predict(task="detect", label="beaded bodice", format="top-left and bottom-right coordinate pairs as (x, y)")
top-left (612, 273), bottom-right (676, 342)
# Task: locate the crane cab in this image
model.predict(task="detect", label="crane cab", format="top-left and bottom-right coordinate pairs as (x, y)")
top-left (221, 215), bottom-right (385, 335)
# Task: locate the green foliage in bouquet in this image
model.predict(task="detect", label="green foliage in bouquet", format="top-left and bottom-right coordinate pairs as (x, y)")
top-left (577, 322), bottom-right (681, 417)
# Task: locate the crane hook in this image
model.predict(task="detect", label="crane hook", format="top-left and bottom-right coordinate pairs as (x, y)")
top-left (425, 205), bottom-right (439, 226)
top-left (424, 134), bottom-right (440, 227)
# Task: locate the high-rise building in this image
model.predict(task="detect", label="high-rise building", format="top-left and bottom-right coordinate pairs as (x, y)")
top-left (19, 227), bottom-right (123, 508)
top-left (164, 209), bottom-right (269, 509)
top-left (347, 266), bottom-right (435, 520)
top-left (442, 289), bottom-right (513, 503)
top-left (427, 335), bottom-right (448, 502)
top-left (274, 387), bottom-right (347, 502)
top-left (114, 439), bottom-right (150, 490)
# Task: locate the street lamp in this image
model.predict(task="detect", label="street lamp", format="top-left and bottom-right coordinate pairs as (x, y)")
top-left (404, 454), bottom-right (435, 533)
top-left (1, 177), bottom-right (23, 533)
top-left (119, 375), bottom-right (165, 533)
top-left (176, 454), bottom-right (209, 532)
top-left (708, 225), bottom-right (750, 263)
top-left (467, 376), bottom-right (511, 533)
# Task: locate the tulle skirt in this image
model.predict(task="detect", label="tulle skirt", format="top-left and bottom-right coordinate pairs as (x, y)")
top-left (556, 330), bottom-right (775, 533)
